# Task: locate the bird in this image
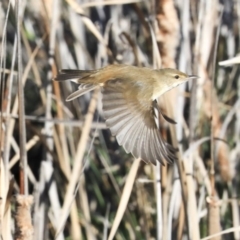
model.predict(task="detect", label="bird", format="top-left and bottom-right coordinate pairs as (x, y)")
top-left (54, 64), bottom-right (198, 165)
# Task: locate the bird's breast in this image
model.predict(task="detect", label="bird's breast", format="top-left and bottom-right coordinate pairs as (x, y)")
top-left (151, 80), bottom-right (170, 100)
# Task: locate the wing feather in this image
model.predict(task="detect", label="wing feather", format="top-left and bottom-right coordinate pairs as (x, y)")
top-left (134, 123), bottom-right (146, 159)
top-left (116, 115), bottom-right (140, 145)
top-left (107, 114), bottom-right (132, 136)
top-left (122, 117), bottom-right (143, 156)
top-left (102, 79), bottom-right (177, 165)
top-left (140, 127), bottom-right (151, 164)
top-left (124, 116), bottom-right (142, 144)
top-left (148, 129), bottom-right (158, 164)
top-left (66, 85), bottom-right (97, 101)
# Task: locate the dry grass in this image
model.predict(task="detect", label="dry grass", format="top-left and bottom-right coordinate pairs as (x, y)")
top-left (0, 0), bottom-right (240, 239)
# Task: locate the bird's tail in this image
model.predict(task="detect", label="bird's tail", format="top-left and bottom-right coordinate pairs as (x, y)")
top-left (54, 69), bottom-right (99, 101)
top-left (54, 69), bottom-right (98, 83)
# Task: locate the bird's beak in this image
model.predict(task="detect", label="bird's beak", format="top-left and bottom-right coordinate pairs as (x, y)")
top-left (188, 75), bottom-right (199, 79)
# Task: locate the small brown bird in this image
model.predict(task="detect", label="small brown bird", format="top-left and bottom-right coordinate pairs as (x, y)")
top-left (54, 64), bottom-right (198, 165)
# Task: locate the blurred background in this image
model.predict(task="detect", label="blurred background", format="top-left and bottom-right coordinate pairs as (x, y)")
top-left (0, 0), bottom-right (240, 239)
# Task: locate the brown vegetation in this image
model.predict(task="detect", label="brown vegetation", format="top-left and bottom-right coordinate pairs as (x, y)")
top-left (0, 0), bottom-right (239, 239)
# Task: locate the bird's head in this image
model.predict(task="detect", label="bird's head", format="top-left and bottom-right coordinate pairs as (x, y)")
top-left (152, 68), bottom-right (199, 99)
top-left (160, 68), bottom-right (198, 87)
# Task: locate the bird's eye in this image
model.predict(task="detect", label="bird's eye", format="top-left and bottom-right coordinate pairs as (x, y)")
top-left (175, 75), bottom-right (179, 79)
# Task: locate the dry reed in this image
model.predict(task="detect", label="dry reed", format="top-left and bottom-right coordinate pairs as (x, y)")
top-left (0, 0), bottom-right (239, 239)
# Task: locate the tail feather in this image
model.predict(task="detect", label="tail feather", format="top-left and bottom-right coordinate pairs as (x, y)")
top-left (54, 69), bottom-right (97, 82)
top-left (60, 69), bottom-right (95, 74)
top-left (54, 69), bottom-right (98, 101)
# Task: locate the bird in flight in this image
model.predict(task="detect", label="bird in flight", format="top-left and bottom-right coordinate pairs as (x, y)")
top-left (54, 64), bottom-right (198, 165)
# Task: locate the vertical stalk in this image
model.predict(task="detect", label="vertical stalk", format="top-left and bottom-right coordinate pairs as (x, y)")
top-left (16, 0), bottom-right (28, 195)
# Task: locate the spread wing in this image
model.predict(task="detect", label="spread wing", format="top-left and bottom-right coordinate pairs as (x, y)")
top-left (102, 79), bottom-right (177, 165)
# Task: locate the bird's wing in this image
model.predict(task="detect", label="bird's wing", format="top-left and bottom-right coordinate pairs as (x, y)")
top-left (102, 79), bottom-right (177, 165)
top-left (66, 85), bottom-right (97, 101)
